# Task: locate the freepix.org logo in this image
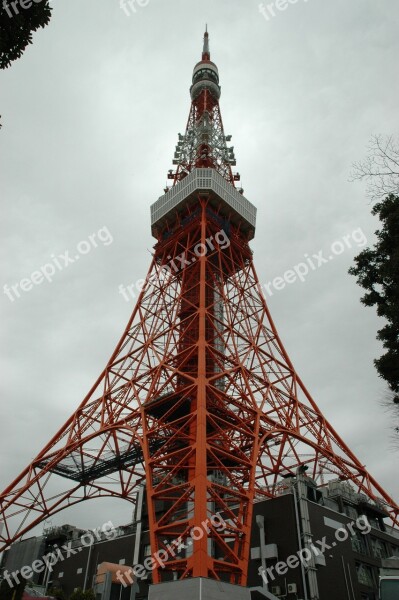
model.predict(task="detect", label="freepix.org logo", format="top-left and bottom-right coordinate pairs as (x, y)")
top-left (259, 515), bottom-right (371, 584)
top-left (2, 0), bottom-right (48, 19)
top-left (116, 512), bottom-right (228, 585)
top-left (118, 228), bottom-right (230, 302)
top-left (259, 0), bottom-right (311, 22)
top-left (120, 0), bottom-right (150, 16)
top-left (3, 226), bottom-right (113, 303)
top-left (2, 521), bottom-right (117, 588)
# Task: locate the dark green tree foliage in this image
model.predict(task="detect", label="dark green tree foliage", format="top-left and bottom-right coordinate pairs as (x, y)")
top-left (349, 194), bottom-right (399, 401)
top-left (0, 1), bottom-right (52, 69)
top-left (47, 587), bottom-right (66, 600)
top-left (0, 578), bottom-right (25, 600)
top-left (69, 589), bottom-right (95, 600)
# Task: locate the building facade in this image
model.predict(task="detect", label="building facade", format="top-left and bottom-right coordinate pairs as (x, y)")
top-left (1, 476), bottom-right (399, 600)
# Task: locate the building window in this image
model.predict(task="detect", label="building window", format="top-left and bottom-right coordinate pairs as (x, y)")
top-left (119, 559), bottom-right (126, 565)
top-left (371, 537), bottom-right (387, 559)
top-left (351, 532), bottom-right (368, 555)
top-left (344, 505), bottom-right (358, 520)
top-left (144, 544), bottom-right (151, 557)
top-left (368, 517), bottom-right (381, 530)
top-left (356, 563), bottom-right (375, 587)
top-left (77, 568), bottom-right (83, 574)
top-left (58, 573), bottom-right (64, 579)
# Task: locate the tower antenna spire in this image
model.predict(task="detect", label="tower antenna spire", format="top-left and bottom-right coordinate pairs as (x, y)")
top-left (202, 25), bottom-right (210, 60)
top-left (167, 26), bottom-right (239, 187)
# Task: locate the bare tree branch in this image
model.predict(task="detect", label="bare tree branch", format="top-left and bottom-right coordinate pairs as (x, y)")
top-left (349, 134), bottom-right (399, 203)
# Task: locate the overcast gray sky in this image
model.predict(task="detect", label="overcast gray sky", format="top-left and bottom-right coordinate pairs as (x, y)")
top-left (1, 0), bottom-right (398, 535)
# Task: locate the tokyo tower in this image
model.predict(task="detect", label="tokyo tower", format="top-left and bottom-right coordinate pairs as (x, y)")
top-left (0, 28), bottom-right (398, 599)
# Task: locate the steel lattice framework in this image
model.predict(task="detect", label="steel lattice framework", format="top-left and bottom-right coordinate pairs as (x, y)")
top-left (1, 29), bottom-right (398, 589)
top-left (168, 28), bottom-right (238, 188)
top-left (171, 93), bottom-right (236, 186)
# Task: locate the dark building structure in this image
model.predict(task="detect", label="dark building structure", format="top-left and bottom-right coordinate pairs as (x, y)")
top-left (249, 478), bottom-right (399, 600)
top-left (1, 476), bottom-right (399, 600)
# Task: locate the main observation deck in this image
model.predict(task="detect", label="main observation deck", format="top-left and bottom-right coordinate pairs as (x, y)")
top-left (150, 168), bottom-right (257, 240)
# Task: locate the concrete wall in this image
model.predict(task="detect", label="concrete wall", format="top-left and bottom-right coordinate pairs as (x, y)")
top-left (148, 578), bottom-right (251, 600)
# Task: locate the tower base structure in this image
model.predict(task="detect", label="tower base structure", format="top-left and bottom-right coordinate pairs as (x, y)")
top-left (148, 578), bottom-right (251, 600)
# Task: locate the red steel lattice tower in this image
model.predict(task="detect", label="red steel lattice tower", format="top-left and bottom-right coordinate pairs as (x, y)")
top-left (1, 29), bottom-right (398, 590)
